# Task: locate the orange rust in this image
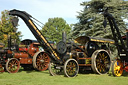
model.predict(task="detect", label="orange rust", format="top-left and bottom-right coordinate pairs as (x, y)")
top-left (7, 50), bottom-right (12, 54)
top-left (20, 58), bottom-right (32, 64)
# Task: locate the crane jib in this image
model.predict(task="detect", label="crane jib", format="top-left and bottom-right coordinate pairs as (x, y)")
top-left (28, 19), bottom-right (60, 60)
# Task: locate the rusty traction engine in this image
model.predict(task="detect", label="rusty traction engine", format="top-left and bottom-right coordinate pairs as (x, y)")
top-left (0, 37), bottom-right (50, 73)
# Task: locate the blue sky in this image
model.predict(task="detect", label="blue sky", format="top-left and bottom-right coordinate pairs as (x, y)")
top-left (1, 0), bottom-right (127, 40)
top-left (0, 0), bottom-right (91, 40)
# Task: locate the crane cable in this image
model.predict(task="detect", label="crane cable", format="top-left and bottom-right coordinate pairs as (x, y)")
top-left (31, 16), bottom-right (44, 29)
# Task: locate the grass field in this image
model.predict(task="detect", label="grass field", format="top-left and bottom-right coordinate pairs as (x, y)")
top-left (0, 69), bottom-right (128, 85)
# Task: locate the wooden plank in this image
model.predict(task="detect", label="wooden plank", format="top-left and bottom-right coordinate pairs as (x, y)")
top-left (79, 64), bottom-right (91, 66)
top-left (78, 58), bottom-right (91, 59)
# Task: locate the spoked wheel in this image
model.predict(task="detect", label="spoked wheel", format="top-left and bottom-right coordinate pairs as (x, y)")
top-left (0, 64), bottom-right (4, 73)
top-left (91, 50), bottom-right (111, 74)
top-left (48, 62), bottom-right (63, 76)
top-left (6, 58), bottom-right (20, 73)
top-left (64, 59), bottom-right (79, 77)
top-left (112, 60), bottom-right (123, 77)
top-left (33, 51), bottom-right (50, 71)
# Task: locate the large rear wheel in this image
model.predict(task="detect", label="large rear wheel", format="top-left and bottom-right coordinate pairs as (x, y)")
top-left (112, 60), bottom-right (123, 77)
top-left (33, 51), bottom-right (50, 71)
top-left (64, 59), bottom-right (79, 77)
top-left (91, 50), bottom-right (111, 74)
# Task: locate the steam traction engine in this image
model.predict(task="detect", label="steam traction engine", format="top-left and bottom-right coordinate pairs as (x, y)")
top-left (48, 34), bottom-right (113, 76)
top-left (0, 38), bottom-right (50, 73)
top-left (15, 39), bottom-right (50, 71)
top-left (70, 36), bottom-right (114, 74)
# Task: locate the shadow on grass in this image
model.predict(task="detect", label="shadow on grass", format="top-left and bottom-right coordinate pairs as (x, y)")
top-left (18, 68), bottom-right (50, 74)
top-left (79, 70), bottom-right (95, 74)
top-left (122, 71), bottom-right (128, 77)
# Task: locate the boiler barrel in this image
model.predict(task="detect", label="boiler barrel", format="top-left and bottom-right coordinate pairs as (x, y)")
top-left (14, 53), bottom-right (28, 58)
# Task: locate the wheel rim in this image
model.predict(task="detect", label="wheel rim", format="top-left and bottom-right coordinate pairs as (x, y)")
top-left (33, 52), bottom-right (50, 71)
top-left (49, 62), bottom-right (63, 76)
top-left (6, 58), bottom-right (20, 73)
top-left (91, 50), bottom-right (110, 74)
top-left (112, 60), bottom-right (123, 77)
top-left (0, 64), bottom-right (4, 73)
top-left (64, 59), bottom-right (79, 77)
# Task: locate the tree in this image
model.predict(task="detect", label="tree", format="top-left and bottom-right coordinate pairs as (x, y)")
top-left (0, 10), bottom-right (21, 47)
top-left (41, 17), bottom-right (71, 43)
top-left (71, 0), bottom-right (128, 39)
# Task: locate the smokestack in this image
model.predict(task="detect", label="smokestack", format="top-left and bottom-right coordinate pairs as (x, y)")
top-left (62, 31), bottom-right (66, 42)
top-left (8, 35), bottom-right (11, 50)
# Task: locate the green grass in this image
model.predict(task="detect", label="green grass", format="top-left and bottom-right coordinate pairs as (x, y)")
top-left (0, 70), bottom-right (128, 85)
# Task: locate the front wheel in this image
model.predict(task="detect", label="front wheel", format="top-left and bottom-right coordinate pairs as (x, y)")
top-left (48, 62), bottom-right (63, 76)
top-left (6, 58), bottom-right (20, 73)
top-left (0, 64), bottom-right (4, 73)
top-left (112, 60), bottom-right (123, 77)
top-left (64, 59), bottom-right (79, 77)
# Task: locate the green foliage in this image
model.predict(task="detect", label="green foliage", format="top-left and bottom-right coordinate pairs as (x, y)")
top-left (41, 17), bottom-right (71, 43)
top-left (71, 0), bottom-right (128, 39)
top-left (0, 10), bottom-right (21, 47)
